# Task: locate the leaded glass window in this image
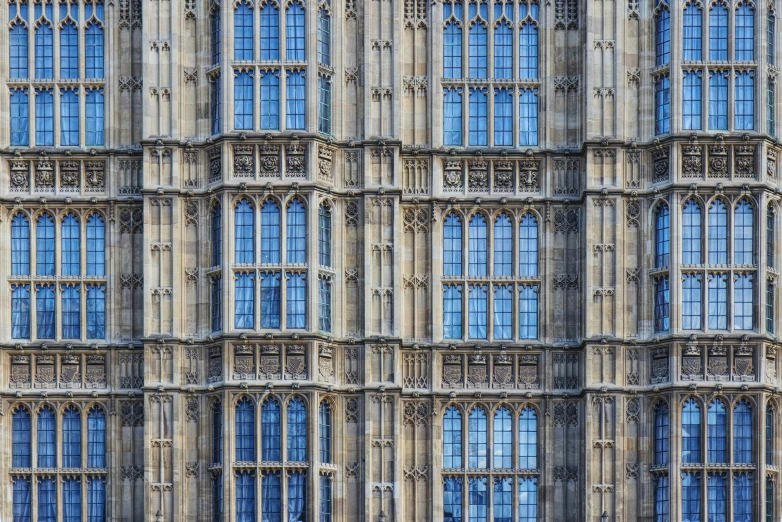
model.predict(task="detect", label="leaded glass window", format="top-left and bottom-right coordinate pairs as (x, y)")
top-left (708, 399), bottom-right (727, 463)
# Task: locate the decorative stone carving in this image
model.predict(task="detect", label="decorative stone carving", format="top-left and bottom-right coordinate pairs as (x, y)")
top-left (651, 148), bottom-right (669, 183)
top-left (85, 161), bottom-right (105, 191)
top-left (234, 345), bottom-right (255, 380)
top-left (318, 145), bottom-right (334, 182)
top-left (285, 345), bottom-right (307, 379)
top-left (260, 144), bottom-right (280, 177)
top-left (60, 160), bottom-right (80, 189)
top-left (626, 348), bottom-right (639, 385)
top-left (554, 208), bottom-right (579, 233)
top-left (519, 158), bottom-right (540, 192)
top-left (402, 352), bottom-right (428, 388)
top-left (625, 398), bottom-right (640, 423)
top-left (10, 159), bottom-right (30, 191)
top-left (85, 355), bottom-right (107, 388)
top-left (650, 349), bottom-right (669, 384)
top-left (259, 345), bottom-right (281, 379)
top-left (60, 355), bottom-right (81, 388)
top-left (35, 155), bottom-right (54, 190)
top-left (345, 397), bottom-right (359, 422)
top-left (318, 344), bottom-right (334, 381)
top-left (553, 353), bottom-right (579, 389)
top-left (185, 396), bottom-right (199, 422)
top-left (120, 401), bottom-right (145, 427)
top-left (208, 346), bottom-right (223, 383)
top-left (493, 160), bottom-right (514, 192)
top-left (519, 355), bottom-right (539, 389)
top-left (626, 201), bottom-right (640, 227)
top-left (184, 201), bottom-right (198, 226)
top-left (403, 401), bottom-right (429, 426)
top-left (442, 354), bottom-right (463, 388)
top-left (443, 159), bottom-right (463, 191)
top-left (734, 144), bottom-right (756, 178)
top-left (768, 149), bottom-right (777, 179)
top-left (345, 347), bottom-right (359, 385)
top-left (467, 159), bottom-right (488, 192)
top-left (208, 146), bottom-right (222, 182)
top-left (10, 356), bottom-right (31, 388)
top-left (708, 143), bottom-right (729, 178)
top-left (286, 143), bottom-right (306, 177)
top-left (555, 0), bottom-right (578, 29)
top-left (233, 144), bottom-right (254, 177)
top-left (681, 145), bottom-right (703, 177)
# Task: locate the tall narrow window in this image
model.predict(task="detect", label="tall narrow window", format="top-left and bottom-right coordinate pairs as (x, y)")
top-left (210, 1), bottom-right (221, 64)
top-left (443, 2), bottom-right (463, 78)
top-left (287, 472), bottom-right (306, 522)
top-left (768, 282), bottom-right (775, 334)
top-left (63, 478), bottom-right (81, 522)
top-left (519, 212), bottom-right (538, 276)
top-left (767, 477), bottom-right (775, 522)
top-left (655, 2), bottom-right (670, 65)
top-left (84, 5), bottom-right (103, 78)
top-left (318, 203), bottom-right (332, 266)
top-left (212, 475), bottom-right (223, 522)
top-left (317, 75), bottom-right (332, 134)
top-left (654, 277), bottom-right (670, 332)
top-left (654, 402), bottom-right (670, 465)
top-left (468, 2), bottom-right (488, 78)
top-left (519, 406), bottom-right (538, 469)
top-left (494, 3), bottom-right (512, 78)
top-left (493, 213), bottom-right (512, 276)
top-left (260, 272), bottom-right (281, 329)
top-left (468, 214), bottom-right (487, 276)
top-left (211, 203), bottom-right (222, 267)
top-left (12, 408), bottom-right (32, 468)
top-left (709, 2), bottom-right (728, 60)
top-left (10, 89), bottom-right (29, 146)
top-left (493, 407), bottom-right (512, 469)
top-left (317, 0), bottom-right (331, 65)
top-left (444, 478), bottom-right (463, 521)
top-left (519, 88), bottom-right (539, 146)
top-left (708, 273), bottom-right (728, 329)
top-left (213, 402), bottom-right (224, 463)
top-left (444, 285), bottom-right (463, 339)
top-left (682, 398), bottom-right (701, 463)
top-left (770, 7), bottom-right (776, 64)
top-left (235, 199), bottom-right (255, 264)
top-left (319, 401), bottom-right (332, 463)
top-left (444, 88), bottom-right (464, 146)
top-left (682, 473), bottom-right (701, 522)
top-left (709, 71), bottom-right (729, 129)
top-left (468, 477), bottom-right (488, 522)
top-left (60, 11), bottom-right (79, 78)
top-left (444, 213), bottom-right (463, 276)
top-left (319, 476), bottom-right (332, 522)
top-left (211, 276), bottom-right (223, 332)
top-left (769, 79), bottom-right (776, 137)
top-left (318, 277), bottom-right (332, 332)
top-left (444, 406), bottom-right (463, 468)
top-left (287, 398), bottom-right (307, 461)
top-left (36, 284), bottom-right (55, 339)
top-left (35, 8), bottom-right (54, 79)
top-left (767, 405), bottom-right (774, 465)
top-left (468, 407), bottom-right (487, 469)
top-left (12, 213), bottom-right (30, 276)
top-left (260, 71), bottom-right (280, 130)
top-left (493, 478), bottom-right (512, 522)
top-left (87, 408), bottom-right (105, 468)
top-left (734, 400), bottom-right (753, 463)
top-left (708, 199), bottom-right (728, 264)
top-left (683, 200), bottom-right (702, 264)
top-left (468, 285), bottom-right (488, 339)
top-left (682, 275), bottom-right (703, 330)
top-left (261, 200), bottom-right (281, 264)
top-left (734, 474), bottom-right (753, 521)
top-left (236, 397), bottom-right (256, 462)
top-left (60, 89), bottom-right (79, 146)
top-left (11, 284), bottom-right (31, 339)
top-left (87, 477), bottom-right (105, 521)
top-left (236, 472), bottom-right (256, 522)
top-left (38, 406), bottom-right (56, 467)
top-left (286, 273), bottom-right (306, 328)
top-left (13, 477), bottom-right (31, 522)
top-left (262, 398), bottom-right (281, 461)
top-left (493, 285), bottom-right (512, 340)
top-left (468, 88), bottom-right (488, 145)
top-left (36, 213), bottom-right (55, 276)
top-left (736, 71), bottom-right (755, 130)
top-left (86, 284), bottom-right (105, 339)
top-left (86, 213), bottom-right (105, 277)
top-left (62, 285), bottom-right (80, 339)
top-left (38, 478), bottom-right (56, 522)
top-left (62, 406), bottom-right (81, 468)
top-left (85, 88), bottom-right (104, 146)
top-left (286, 1), bottom-right (305, 61)
top-left (734, 274), bottom-right (754, 330)
top-left (519, 2), bottom-right (539, 78)
top-left (494, 89), bottom-right (513, 146)
top-left (655, 76), bottom-right (670, 134)
top-left (519, 285), bottom-right (539, 339)
top-left (234, 1), bottom-right (253, 60)
top-left (682, 71), bottom-right (703, 130)
top-left (735, 2), bottom-right (755, 60)
top-left (35, 89), bottom-right (54, 146)
top-left (261, 473), bottom-right (281, 521)
top-left (519, 478), bottom-right (538, 522)
top-left (708, 399), bottom-right (727, 463)
top-left (683, 2), bottom-right (703, 60)
top-left (286, 70), bottom-right (305, 129)
top-left (235, 273), bottom-right (255, 329)
top-left (234, 71), bottom-right (254, 130)
top-left (286, 199), bottom-right (306, 263)
top-left (655, 204), bottom-right (670, 267)
top-left (260, 2), bottom-right (279, 60)
top-left (210, 76), bottom-right (221, 135)
top-left (9, 4), bottom-right (29, 79)
top-left (654, 476), bottom-right (669, 522)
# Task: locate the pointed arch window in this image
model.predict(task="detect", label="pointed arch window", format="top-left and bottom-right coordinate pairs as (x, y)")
top-left (286, 0), bottom-right (305, 61)
top-left (234, 0), bottom-right (253, 60)
top-left (708, 199), bottom-right (728, 264)
top-left (12, 213), bottom-right (31, 276)
top-left (287, 472), bottom-right (306, 521)
top-left (654, 1), bottom-right (670, 65)
top-left (468, 214), bottom-right (488, 276)
top-left (767, 404), bottom-right (775, 464)
top-left (212, 402), bottom-right (223, 464)
top-left (86, 212), bottom-right (105, 276)
top-left (287, 398), bottom-right (307, 462)
top-left (468, 88), bottom-right (488, 145)
top-left (85, 284), bottom-right (105, 339)
top-left (494, 477), bottom-right (512, 521)
top-left (468, 477), bottom-right (488, 522)
top-left (10, 89), bottom-right (29, 146)
top-left (519, 406), bottom-right (538, 469)
top-left (683, 200), bottom-right (702, 264)
top-left (682, 472), bottom-right (701, 522)
top-left (519, 88), bottom-right (538, 145)
top-left (37, 213), bottom-right (55, 276)
top-left (236, 471), bottom-right (256, 522)
top-left (260, 71), bottom-right (280, 129)
top-left (444, 213), bottom-right (463, 276)
top-left (59, 5), bottom-right (78, 78)
top-left (84, 3), bottom-right (104, 78)
top-left (655, 75), bottom-right (671, 135)
top-left (734, 474), bottom-right (753, 520)
top-left (710, 1), bottom-right (729, 60)
top-left (317, 0), bottom-right (331, 65)
top-left (682, 275), bottom-right (703, 329)
top-left (60, 89), bottom-right (79, 146)
top-left (210, 1), bottom-right (221, 64)
top-left (62, 406), bottom-right (81, 468)
top-left (654, 204), bottom-right (670, 268)
top-left (260, 272), bottom-right (281, 328)
top-left (38, 477), bottom-right (56, 522)
top-left (211, 203), bottom-right (222, 267)
top-left (443, 406), bottom-right (463, 468)
top-left (770, 205), bottom-right (777, 268)
top-left (260, 2), bottom-right (279, 60)
top-left (683, 71), bottom-right (702, 130)
top-left (12, 408), bottom-right (32, 468)
top-left (655, 276), bottom-right (670, 333)
top-left (468, 1), bottom-right (488, 78)
top-left (444, 88), bottom-right (464, 146)
top-left (734, 400), bottom-right (753, 463)
top-left (770, 4), bottom-right (776, 64)
top-left (9, 3), bottom-right (29, 79)
top-left (735, 70), bottom-right (755, 130)
top-left (62, 285), bottom-right (80, 340)
top-left (318, 203), bottom-right (332, 267)
top-left (494, 88), bottom-right (513, 146)
top-left (444, 478), bottom-right (463, 520)
top-left (286, 199), bottom-right (307, 264)
top-left (12, 284), bottom-right (31, 339)
top-left (493, 407), bottom-right (512, 468)
top-left (443, 2), bottom-right (463, 78)
top-left (519, 478), bottom-right (538, 522)
top-left (319, 401), bottom-right (332, 463)
top-left (285, 70), bottom-right (305, 129)
top-left (709, 71), bottom-right (729, 130)
top-left (63, 477), bottom-right (80, 522)
top-left (493, 213), bottom-right (512, 276)
top-left (708, 474), bottom-right (727, 520)
top-left (468, 407), bottom-right (488, 469)
top-left (262, 472), bottom-right (281, 520)
top-left (235, 199), bottom-right (255, 264)
top-left (519, 285), bottom-right (539, 339)
top-left (494, 3), bottom-right (513, 78)
top-left (519, 213), bottom-right (538, 276)
top-left (683, 1), bottom-right (702, 60)
top-left (235, 273), bottom-right (255, 329)
top-left (708, 399), bottom-right (727, 463)
top-left (262, 398), bottom-right (281, 461)
top-left (654, 402), bottom-right (669, 465)
top-left (734, 274), bottom-right (754, 330)
top-left (682, 398), bottom-right (701, 463)
top-left (519, 1), bottom-right (538, 78)
top-left (318, 276), bottom-right (331, 332)
top-left (61, 213), bottom-right (80, 276)
top-left (735, 1), bottom-right (755, 61)
top-left (236, 397), bottom-right (256, 462)
top-left (286, 272), bottom-right (306, 328)
top-left (318, 75), bottom-right (333, 133)
top-left (35, 4), bottom-right (54, 79)
top-left (87, 407), bottom-right (106, 468)
top-left (261, 200), bottom-right (281, 264)
top-left (708, 273), bottom-right (729, 329)
top-left (38, 406), bottom-right (56, 468)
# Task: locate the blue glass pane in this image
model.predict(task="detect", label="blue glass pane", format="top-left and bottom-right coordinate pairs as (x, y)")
top-left (86, 284), bottom-right (106, 339)
top-left (234, 71), bottom-right (254, 130)
top-left (10, 89), bottom-right (30, 146)
top-left (286, 2), bottom-right (305, 61)
top-left (85, 22), bottom-right (104, 78)
top-left (236, 398), bottom-right (256, 461)
top-left (286, 273), bottom-right (306, 328)
top-left (235, 199), bottom-right (255, 263)
top-left (260, 4), bottom-right (279, 60)
top-left (11, 213), bottom-right (31, 276)
top-left (286, 199), bottom-right (306, 263)
top-left (468, 88), bottom-right (487, 145)
top-left (260, 72), bottom-right (280, 130)
top-left (262, 398), bottom-right (281, 461)
top-left (709, 3), bottom-right (728, 60)
top-left (287, 398), bottom-right (307, 461)
top-left (62, 406), bottom-right (81, 468)
top-left (60, 90), bottom-right (80, 146)
top-left (87, 408), bottom-right (106, 468)
top-left (286, 71), bottom-right (306, 129)
top-left (85, 89), bottom-right (105, 146)
top-left (235, 273), bottom-right (255, 329)
top-left (87, 213), bottom-right (105, 276)
top-left (35, 89), bottom-right (55, 146)
top-left (443, 407), bottom-right (463, 468)
top-left (655, 5), bottom-right (670, 65)
top-left (36, 284), bottom-right (55, 339)
top-left (36, 213), bottom-right (55, 276)
top-left (234, 2), bottom-right (253, 60)
top-left (682, 4), bottom-right (702, 60)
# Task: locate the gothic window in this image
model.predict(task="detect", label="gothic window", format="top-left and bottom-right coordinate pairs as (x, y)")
top-left (286, 199), bottom-right (307, 264)
top-left (235, 199), bottom-right (255, 264)
top-left (234, 71), bottom-right (254, 130)
top-left (469, 213), bottom-right (488, 276)
top-left (733, 474), bottom-right (752, 520)
top-left (63, 477), bottom-right (80, 522)
top-left (519, 478), bottom-right (538, 522)
top-left (212, 402), bottom-right (223, 464)
top-left (37, 213), bottom-right (55, 276)
top-left (682, 275), bottom-right (703, 330)
top-left (710, 1), bottom-right (728, 60)
top-left (287, 398), bottom-right (307, 461)
top-left (493, 213), bottom-right (512, 276)
top-left (494, 2), bottom-right (513, 78)
top-left (708, 199), bottom-right (728, 264)
top-left (654, 402), bottom-right (670, 465)
top-left (468, 477), bottom-right (488, 522)
top-left (262, 398), bottom-right (281, 461)
top-left (285, 70), bottom-right (306, 130)
top-left (735, 71), bottom-right (755, 130)
top-left (683, 1), bottom-right (703, 60)
top-left (286, 0), bottom-right (306, 61)
top-left (443, 1), bottom-right (463, 78)
top-left (734, 274), bottom-right (754, 329)
top-left (683, 200), bottom-right (702, 264)
top-left (38, 477), bottom-right (56, 522)
top-left (767, 281), bottom-right (775, 334)
top-left (493, 407), bottom-right (512, 468)
top-left (12, 407), bottom-right (32, 467)
top-left (735, 1), bottom-right (755, 61)
top-left (260, 272), bottom-right (281, 328)
top-left (318, 277), bottom-right (332, 332)
top-left (260, 2), bottom-right (279, 60)
top-left (260, 200), bottom-right (281, 263)
top-left (770, 4), bottom-right (776, 64)
top-left (709, 71), bottom-right (728, 129)
top-left (86, 407), bottom-right (105, 468)
top-left (319, 401), bottom-right (332, 463)
top-left (86, 478), bottom-right (105, 520)
top-left (210, 1), bottom-right (221, 64)
top-left (318, 203), bottom-right (332, 267)
top-left (494, 89), bottom-right (513, 146)
top-left (212, 203), bottom-right (222, 267)
top-left (86, 213), bottom-right (105, 276)
top-left (10, 89), bottom-right (29, 146)
top-left (9, 2), bottom-right (29, 79)
top-left (468, 406), bottom-right (488, 469)
top-left (85, 88), bottom-right (104, 146)
top-left (234, 0), bottom-right (253, 60)
top-left (493, 477), bottom-right (512, 521)
top-left (235, 273), bottom-right (255, 329)
top-left (84, 2), bottom-right (104, 78)
top-left (38, 406), bottom-right (56, 467)
top-left (317, 0), bottom-right (331, 65)
top-left (12, 213), bottom-right (31, 276)
top-left (262, 472), bottom-right (281, 520)
top-left (260, 71), bottom-right (280, 130)
top-left (654, 75), bottom-right (670, 135)
top-left (518, 1), bottom-right (539, 78)
top-left (444, 213), bottom-right (463, 276)
top-left (682, 398), bottom-right (701, 463)
top-left (35, 2), bottom-right (54, 79)
top-left (708, 399), bottom-right (727, 463)
top-left (654, 277), bottom-right (670, 332)
top-left (519, 406), bottom-right (537, 469)
top-left (319, 476), bottom-right (332, 521)
top-left (654, 475), bottom-right (669, 521)
top-left (519, 88), bottom-right (538, 145)
top-left (444, 478), bottom-right (463, 520)
top-left (444, 285), bottom-right (464, 339)
top-left (210, 75), bottom-right (221, 134)
top-left (287, 472), bottom-right (307, 521)
top-left (468, 1), bottom-right (488, 78)
top-left (317, 75), bottom-right (332, 134)
top-left (59, 3), bottom-right (78, 78)
top-left (12, 284), bottom-right (31, 339)
top-left (236, 471), bottom-right (256, 522)
top-left (286, 273), bottom-right (306, 328)
top-left (212, 474), bottom-right (223, 522)
top-left (768, 79), bottom-right (776, 137)
top-left (236, 397), bottom-right (256, 461)
top-left (682, 472), bottom-right (701, 521)
top-left (767, 477), bottom-right (775, 522)
top-left (85, 284), bottom-right (105, 339)
top-left (708, 274), bottom-right (728, 329)
top-left (13, 478), bottom-right (31, 522)
top-left (767, 404), bottom-right (774, 465)
top-left (468, 88), bottom-right (488, 146)
top-left (733, 400), bottom-right (753, 463)
top-left (35, 89), bottom-right (55, 146)
top-left (36, 284), bottom-right (55, 339)
top-left (493, 285), bottom-right (513, 339)
top-left (211, 276), bottom-right (223, 332)
top-left (654, 1), bottom-right (670, 65)
top-left (519, 285), bottom-right (538, 339)
top-left (444, 406), bottom-right (463, 468)
top-left (62, 406), bottom-right (81, 468)
top-left (519, 212), bottom-right (538, 276)
top-left (654, 204), bottom-right (670, 268)
top-left (60, 89), bottom-right (79, 146)
top-left (444, 88), bottom-right (464, 146)
top-left (468, 285), bottom-right (488, 339)
top-left (682, 71), bottom-right (702, 130)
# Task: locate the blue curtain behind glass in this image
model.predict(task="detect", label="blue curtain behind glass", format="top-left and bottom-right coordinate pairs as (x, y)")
top-left (87, 213), bottom-right (105, 276)
top-left (38, 406), bottom-right (56, 468)
top-left (262, 472), bottom-right (281, 520)
top-left (287, 472), bottom-right (306, 522)
top-left (13, 477), bottom-right (31, 522)
top-left (236, 397), bottom-right (256, 461)
top-left (261, 200), bottom-right (281, 263)
top-left (88, 407), bottom-right (106, 468)
top-left (61, 213), bottom-right (80, 275)
top-left (36, 213), bottom-right (55, 276)
top-left (286, 199), bottom-right (306, 263)
top-left (87, 478), bottom-right (106, 522)
top-left (38, 478), bottom-right (56, 522)
top-left (287, 398), bottom-right (307, 461)
top-left (468, 407), bottom-right (487, 469)
top-left (262, 398), bottom-right (281, 461)
top-left (62, 406), bottom-right (81, 468)
top-left (236, 472), bottom-right (256, 522)
top-left (12, 408), bottom-right (31, 467)
top-left (63, 478), bottom-right (81, 522)
top-left (443, 406), bottom-right (462, 468)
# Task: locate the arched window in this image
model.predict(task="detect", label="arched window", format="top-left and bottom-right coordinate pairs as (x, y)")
top-left (655, 1), bottom-right (670, 65)
top-left (654, 475), bottom-right (669, 521)
top-left (468, 407), bottom-right (487, 469)
top-left (13, 478), bottom-right (31, 521)
top-left (234, 0), bottom-right (253, 60)
top-left (261, 471), bottom-right (281, 520)
top-left (443, 285), bottom-right (463, 339)
top-left (683, 1), bottom-right (703, 60)
top-left (443, 406), bottom-right (463, 468)
top-left (708, 199), bottom-right (728, 264)
top-left (9, 88), bottom-right (29, 147)
top-left (655, 75), bottom-right (671, 135)
top-left (85, 87), bottom-right (104, 146)
top-left (236, 471), bottom-right (256, 522)
top-left (468, 477), bottom-right (488, 521)
top-left (212, 402), bottom-right (223, 464)
top-left (285, 0), bottom-right (305, 61)
top-left (9, 4), bottom-right (29, 79)
top-left (36, 284), bottom-right (55, 339)
top-left (735, 1), bottom-right (755, 61)
top-left (59, 6), bottom-right (78, 78)
top-left (86, 477), bottom-right (105, 519)
top-left (734, 473), bottom-right (752, 520)
top-left (212, 203), bottom-right (222, 267)
top-left (654, 402), bottom-right (670, 465)
top-left (261, 200), bottom-right (281, 264)
top-left (63, 476), bottom-right (80, 522)
top-left (35, 7), bottom-right (54, 79)
top-left (708, 273), bottom-right (729, 329)
top-left (262, 398), bottom-right (281, 461)
top-left (682, 472), bottom-right (701, 522)
top-left (493, 4), bottom-right (513, 78)
top-left (682, 398), bottom-right (701, 463)
top-left (210, 0), bottom-right (221, 64)
top-left (735, 70), bottom-right (755, 131)
top-left (768, 205), bottom-right (775, 268)
top-left (317, 0), bottom-right (331, 65)
top-left (654, 204), bottom-right (670, 268)
top-left (494, 213), bottom-right (512, 276)
top-left (318, 203), bottom-right (332, 267)
top-left (654, 276), bottom-right (670, 333)
top-left (444, 478), bottom-right (463, 521)
top-left (235, 273), bottom-right (255, 329)
top-left (60, 88), bottom-right (79, 146)
top-left (12, 284), bottom-right (31, 339)
top-left (770, 4), bottom-right (777, 65)
top-left (468, 2), bottom-right (488, 78)
top-left (493, 407), bottom-right (512, 468)
top-left (87, 407), bottom-right (106, 468)
top-left (12, 407), bottom-right (32, 468)
top-left (62, 406), bottom-right (81, 468)
top-left (11, 213), bottom-right (30, 276)
top-left (708, 399), bottom-right (727, 463)
top-left (468, 214), bottom-right (488, 276)
top-left (519, 1), bottom-right (539, 78)
top-left (286, 199), bottom-right (307, 264)
top-left (287, 398), bottom-right (307, 461)
top-left (444, 87), bottom-right (464, 146)
top-left (519, 213), bottom-right (538, 276)
top-left (86, 212), bottom-right (105, 277)
top-left (495, 87), bottom-right (513, 145)
top-left (319, 401), bottom-right (332, 463)
top-left (734, 400), bottom-right (753, 463)
top-left (682, 200), bottom-right (702, 264)
top-left (235, 199), bottom-right (255, 264)
top-left (36, 213), bottom-right (55, 276)
top-left (260, 272), bottom-right (281, 328)
top-left (260, 2), bottom-right (279, 60)
top-left (519, 478), bottom-right (538, 522)
top-left (38, 406), bottom-right (56, 468)
top-left (710, 1), bottom-right (729, 60)
top-left (84, 5), bottom-right (104, 78)
top-left (768, 404), bottom-right (775, 465)
top-left (236, 397), bottom-right (256, 462)
top-left (444, 213), bottom-right (463, 276)
top-left (519, 406), bottom-right (537, 469)
top-left (443, 2), bottom-right (463, 78)
top-left (234, 71), bottom-right (254, 130)
top-left (734, 200), bottom-right (754, 265)
top-left (61, 213), bottom-right (80, 276)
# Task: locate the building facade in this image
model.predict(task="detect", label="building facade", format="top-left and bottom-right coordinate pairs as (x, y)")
top-left (0, 0), bottom-right (780, 520)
